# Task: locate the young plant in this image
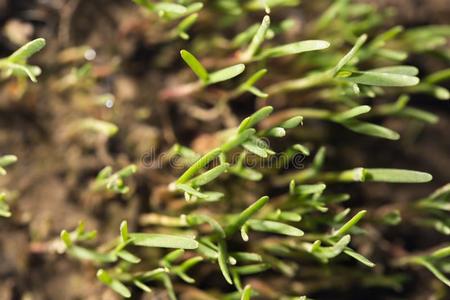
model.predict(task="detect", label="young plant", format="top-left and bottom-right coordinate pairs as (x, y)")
top-left (180, 49), bottom-right (246, 86)
top-left (396, 245), bottom-right (450, 287)
top-left (51, 0), bottom-right (449, 299)
top-left (0, 155), bottom-right (17, 217)
top-left (60, 220), bottom-right (199, 298)
top-left (93, 165), bottom-right (138, 194)
top-left (415, 184), bottom-right (450, 235)
top-left (0, 38), bottom-right (46, 82)
top-left (132, 0), bottom-right (203, 40)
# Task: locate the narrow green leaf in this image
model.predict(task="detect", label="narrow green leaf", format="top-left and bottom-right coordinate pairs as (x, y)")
top-left (371, 26), bottom-right (404, 48)
top-left (97, 269), bottom-right (131, 298)
top-left (120, 220), bottom-right (128, 242)
top-left (333, 210), bottom-right (367, 237)
top-left (164, 249), bottom-right (185, 263)
top-left (78, 118), bottom-right (119, 137)
top-left (431, 246), bottom-right (450, 259)
top-left (257, 40), bottom-right (330, 59)
top-left (241, 224), bottom-right (250, 241)
top-left (117, 250), bottom-right (141, 263)
top-left (200, 191), bottom-right (225, 202)
top-left (241, 285), bottom-right (252, 300)
top-left (292, 144), bottom-right (310, 156)
top-left (190, 163), bottom-right (229, 186)
top-left (340, 70), bottom-right (419, 87)
top-left (239, 106), bottom-right (274, 132)
top-left (60, 230), bottom-right (73, 248)
top-left (233, 263), bottom-right (270, 275)
top-left (68, 246), bottom-right (117, 263)
top-left (177, 13), bottom-right (198, 39)
top-left (130, 233), bottom-right (198, 249)
top-left (313, 147), bottom-right (327, 170)
top-left (176, 148), bottom-right (222, 183)
top-left (371, 65), bottom-right (419, 76)
top-left (270, 210), bottom-right (302, 222)
top-left (378, 49), bottom-right (408, 61)
top-left (425, 68), bottom-right (450, 84)
top-left (331, 105), bottom-right (371, 122)
top-left (311, 235), bottom-right (351, 261)
top-left (292, 183), bottom-right (326, 195)
top-left (243, 15), bottom-right (271, 60)
top-left (248, 220), bottom-right (304, 236)
top-left (187, 214), bottom-right (226, 238)
top-left (140, 267), bottom-right (168, 281)
top-left (0, 207), bottom-right (11, 218)
top-left (155, 3), bottom-right (187, 15)
top-left (316, 0), bottom-right (347, 31)
top-left (185, 2), bottom-right (203, 15)
top-left (416, 258), bottom-right (450, 287)
top-left (231, 252), bottom-right (262, 263)
top-left (176, 183), bottom-right (208, 199)
top-left (226, 196), bottom-right (270, 236)
top-left (327, 235), bottom-right (351, 257)
top-left (364, 169), bottom-right (433, 183)
top-left (208, 64), bottom-right (246, 84)
top-left (280, 116), bottom-right (303, 129)
top-left (218, 240), bottom-right (233, 284)
top-left (242, 139), bottom-right (268, 158)
top-left (233, 23), bottom-right (261, 47)
top-left (231, 167), bottom-right (263, 181)
top-left (398, 107), bottom-right (439, 124)
top-left (267, 127), bottom-right (286, 137)
top-left (178, 256), bottom-right (204, 272)
top-left (344, 249), bottom-right (375, 267)
top-left (333, 34), bottom-right (367, 75)
top-left (133, 280), bottom-right (152, 293)
top-left (180, 50), bottom-right (209, 82)
top-left (341, 120), bottom-right (400, 140)
top-left (221, 129), bottom-right (255, 152)
top-left (0, 155), bottom-right (18, 167)
top-left (6, 63), bottom-right (38, 82)
top-left (248, 86), bottom-right (268, 98)
top-left (117, 165), bottom-right (137, 178)
top-left (97, 166), bottom-right (112, 180)
top-left (8, 38), bottom-right (46, 63)
top-left (240, 69), bottom-right (267, 91)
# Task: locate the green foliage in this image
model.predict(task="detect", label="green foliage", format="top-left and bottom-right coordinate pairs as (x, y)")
top-left (94, 165), bottom-right (137, 194)
top-left (398, 245), bottom-right (450, 287)
top-left (181, 49), bottom-right (245, 85)
top-left (0, 193), bottom-right (12, 218)
top-left (416, 184), bottom-right (450, 235)
top-left (0, 38), bottom-right (46, 82)
top-left (74, 118), bottom-right (119, 137)
top-left (133, 0), bottom-right (203, 39)
top-left (0, 155), bottom-right (17, 217)
top-left (42, 0), bottom-right (450, 298)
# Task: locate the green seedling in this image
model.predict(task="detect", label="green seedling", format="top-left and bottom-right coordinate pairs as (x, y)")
top-left (94, 165), bottom-right (137, 194)
top-left (133, 1), bottom-right (203, 40)
top-left (71, 118), bottom-right (119, 137)
top-left (52, 1), bottom-right (450, 298)
top-left (415, 184), bottom-right (450, 235)
top-left (0, 38), bottom-right (46, 82)
top-left (0, 155), bottom-right (17, 217)
top-left (397, 245), bottom-right (450, 287)
top-left (180, 49), bottom-right (245, 85)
